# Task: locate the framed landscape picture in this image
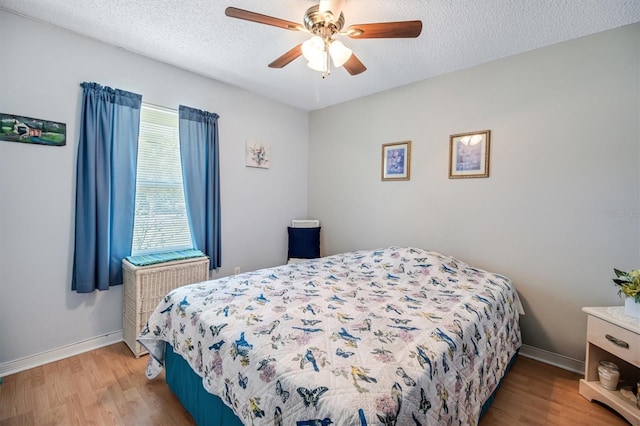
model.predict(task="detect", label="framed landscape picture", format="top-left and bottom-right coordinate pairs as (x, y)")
top-left (0, 113), bottom-right (66, 147)
top-left (449, 130), bottom-right (490, 178)
top-left (381, 141), bottom-right (411, 181)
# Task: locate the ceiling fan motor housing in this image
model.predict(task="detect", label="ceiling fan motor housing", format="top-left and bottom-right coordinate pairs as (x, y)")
top-left (304, 5), bottom-right (344, 38)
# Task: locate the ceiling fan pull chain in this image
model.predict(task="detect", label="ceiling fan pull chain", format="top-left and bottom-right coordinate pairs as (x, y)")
top-left (324, 43), bottom-right (331, 78)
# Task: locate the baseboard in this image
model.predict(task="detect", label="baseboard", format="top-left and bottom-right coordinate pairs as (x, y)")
top-left (0, 331), bottom-right (123, 378)
top-left (519, 344), bottom-right (585, 374)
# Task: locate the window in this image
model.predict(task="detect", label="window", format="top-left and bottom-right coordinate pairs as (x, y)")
top-left (131, 103), bottom-right (193, 255)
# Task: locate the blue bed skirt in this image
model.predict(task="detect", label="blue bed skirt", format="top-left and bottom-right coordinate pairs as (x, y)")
top-left (164, 342), bottom-right (519, 426)
top-left (479, 348), bottom-right (519, 418)
top-left (165, 343), bottom-right (243, 426)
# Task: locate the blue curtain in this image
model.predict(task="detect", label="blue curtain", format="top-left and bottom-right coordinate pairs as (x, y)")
top-left (72, 82), bottom-right (142, 293)
top-left (179, 105), bottom-right (221, 270)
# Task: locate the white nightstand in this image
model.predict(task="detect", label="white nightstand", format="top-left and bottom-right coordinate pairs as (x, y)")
top-left (579, 306), bottom-right (640, 425)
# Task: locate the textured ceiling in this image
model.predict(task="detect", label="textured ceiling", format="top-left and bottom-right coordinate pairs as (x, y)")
top-left (1, 0), bottom-right (639, 111)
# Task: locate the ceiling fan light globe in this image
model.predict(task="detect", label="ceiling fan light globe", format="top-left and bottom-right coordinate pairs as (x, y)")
top-left (307, 59), bottom-right (327, 72)
top-left (319, 0), bottom-right (345, 22)
top-left (302, 36), bottom-right (325, 62)
top-left (329, 40), bottom-right (352, 67)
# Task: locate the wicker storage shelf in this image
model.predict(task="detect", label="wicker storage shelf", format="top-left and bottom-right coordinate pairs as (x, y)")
top-left (123, 256), bottom-right (209, 357)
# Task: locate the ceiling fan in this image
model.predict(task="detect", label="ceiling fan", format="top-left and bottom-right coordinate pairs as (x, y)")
top-left (225, 0), bottom-right (422, 77)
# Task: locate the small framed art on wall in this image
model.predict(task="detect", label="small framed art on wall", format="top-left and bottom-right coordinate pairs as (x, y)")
top-left (381, 141), bottom-right (411, 181)
top-left (449, 130), bottom-right (490, 179)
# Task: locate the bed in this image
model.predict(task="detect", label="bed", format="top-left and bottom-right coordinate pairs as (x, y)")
top-left (138, 247), bottom-right (523, 425)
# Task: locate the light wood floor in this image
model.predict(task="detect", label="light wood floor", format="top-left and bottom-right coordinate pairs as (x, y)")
top-left (0, 342), bottom-right (630, 425)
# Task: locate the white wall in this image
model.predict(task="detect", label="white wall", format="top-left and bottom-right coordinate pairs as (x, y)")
top-left (308, 24), bottom-right (640, 361)
top-left (0, 11), bottom-right (308, 364)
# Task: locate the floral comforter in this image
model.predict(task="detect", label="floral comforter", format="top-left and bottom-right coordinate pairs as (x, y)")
top-left (139, 247), bottom-right (522, 426)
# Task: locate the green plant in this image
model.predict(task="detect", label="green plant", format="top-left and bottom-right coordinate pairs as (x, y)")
top-left (613, 268), bottom-right (640, 303)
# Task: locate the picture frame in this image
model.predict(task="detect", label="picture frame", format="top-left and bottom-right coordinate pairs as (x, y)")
top-left (381, 141), bottom-right (411, 181)
top-left (0, 113), bottom-right (66, 147)
top-left (449, 130), bottom-right (490, 179)
top-left (245, 140), bottom-right (270, 169)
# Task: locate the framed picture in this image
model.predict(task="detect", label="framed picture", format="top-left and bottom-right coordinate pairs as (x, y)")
top-left (381, 141), bottom-right (411, 181)
top-left (0, 113), bottom-right (66, 147)
top-left (449, 130), bottom-right (490, 178)
top-left (245, 140), bottom-right (270, 169)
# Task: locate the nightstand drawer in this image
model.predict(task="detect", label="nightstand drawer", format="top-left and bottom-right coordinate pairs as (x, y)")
top-left (587, 315), bottom-right (640, 365)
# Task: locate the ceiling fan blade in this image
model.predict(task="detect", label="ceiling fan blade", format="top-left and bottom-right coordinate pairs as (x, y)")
top-left (343, 53), bottom-right (366, 75)
top-left (225, 7), bottom-right (303, 31)
top-left (268, 44), bottom-right (303, 68)
top-left (346, 20), bottom-right (422, 39)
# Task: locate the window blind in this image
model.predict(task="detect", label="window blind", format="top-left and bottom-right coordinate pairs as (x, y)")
top-left (131, 103), bottom-right (193, 255)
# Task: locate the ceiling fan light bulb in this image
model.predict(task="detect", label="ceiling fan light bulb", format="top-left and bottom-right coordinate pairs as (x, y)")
top-left (329, 40), bottom-right (352, 67)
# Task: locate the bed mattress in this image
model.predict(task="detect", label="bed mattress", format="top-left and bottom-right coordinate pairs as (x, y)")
top-left (139, 247), bottom-right (522, 425)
